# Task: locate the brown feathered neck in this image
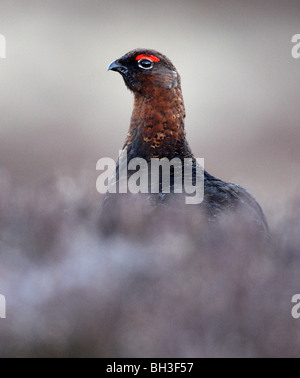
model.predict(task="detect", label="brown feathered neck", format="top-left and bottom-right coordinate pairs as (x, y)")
top-left (124, 85), bottom-right (194, 161)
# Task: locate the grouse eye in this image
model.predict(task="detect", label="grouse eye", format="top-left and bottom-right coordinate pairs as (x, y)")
top-left (138, 59), bottom-right (153, 70)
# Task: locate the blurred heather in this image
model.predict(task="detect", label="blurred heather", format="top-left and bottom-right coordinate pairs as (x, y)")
top-left (0, 172), bottom-right (300, 358)
top-left (0, 0), bottom-right (300, 358)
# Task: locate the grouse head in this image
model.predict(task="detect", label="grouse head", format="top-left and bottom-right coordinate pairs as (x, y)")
top-left (107, 49), bottom-right (190, 160)
top-left (107, 49), bottom-right (180, 97)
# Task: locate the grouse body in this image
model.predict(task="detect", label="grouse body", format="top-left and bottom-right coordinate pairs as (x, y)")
top-left (100, 49), bottom-right (268, 235)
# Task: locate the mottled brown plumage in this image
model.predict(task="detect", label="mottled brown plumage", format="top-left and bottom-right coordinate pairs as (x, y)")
top-left (118, 49), bottom-right (191, 162)
top-left (100, 48), bottom-right (269, 235)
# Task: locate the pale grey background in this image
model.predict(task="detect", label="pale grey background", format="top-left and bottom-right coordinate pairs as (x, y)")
top-left (0, 0), bottom-right (300, 218)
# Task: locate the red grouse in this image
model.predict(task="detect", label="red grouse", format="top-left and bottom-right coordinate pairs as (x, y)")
top-left (100, 49), bottom-right (268, 234)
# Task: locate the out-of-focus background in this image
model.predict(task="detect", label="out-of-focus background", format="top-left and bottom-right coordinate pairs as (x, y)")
top-left (1, 0), bottom-right (300, 358)
top-left (0, 0), bottom-right (300, 215)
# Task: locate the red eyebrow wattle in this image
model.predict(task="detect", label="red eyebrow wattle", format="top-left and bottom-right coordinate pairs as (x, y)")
top-left (135, 54), bottom-right (160, 62)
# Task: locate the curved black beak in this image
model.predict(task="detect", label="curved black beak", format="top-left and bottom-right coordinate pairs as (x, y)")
top-left (107, 59), bottom-right (128, 75)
